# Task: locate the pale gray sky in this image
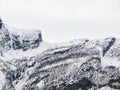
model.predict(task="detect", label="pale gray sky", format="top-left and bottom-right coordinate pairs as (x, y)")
top-left (0, 0), bottom-right (120, 42)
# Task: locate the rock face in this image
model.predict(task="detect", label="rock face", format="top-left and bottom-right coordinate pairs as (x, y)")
top-left (0, 19), bottom-right (42, 56)
top-left (11, 30), bottom-right (42, 51)
top-left (0, 19), bottom-right (120, 90)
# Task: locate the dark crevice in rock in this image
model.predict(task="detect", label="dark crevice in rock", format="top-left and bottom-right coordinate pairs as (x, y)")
top-left (0, 18), bottom-right (2, 29)
top-left (47, 77), bottom-right (96, 90)
top-left (108, 77), bottom-right (120, 89)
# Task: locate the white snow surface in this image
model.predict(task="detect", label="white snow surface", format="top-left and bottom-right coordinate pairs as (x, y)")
top-left (0, 71), bottom-right (5, 90)
top-left (96, 46), bottom-right (103, 59)
top-left (98, 86), bottom-right (112, 90)
top-left (101, 57), bottom-right (120, 68)
top-left (36, 80), bottom-right (44, 89)
top-left (14, 77), bottom-right (26, 90)
top-left (97, 46), bottom-right (120, 68)
top-left (2, 41), bottom-right (54, 61)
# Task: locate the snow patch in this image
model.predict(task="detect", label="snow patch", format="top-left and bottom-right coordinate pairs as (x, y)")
top-left (96, 46), bottom-right (120, 67)
top-left (101, 57), bottom-right (120, 67)
top-left (36, 80), bottom-right (44, 89)
top-left (0, 71), bottom-right (5, 90)
top-left (14, 79), bottom-right (26, 90)
top-left (96, 46), bottom-right (103, 59)
top-left (99, 86), bottom-right (112, 90)
top-left (2, 41), bottom-right (53, 61)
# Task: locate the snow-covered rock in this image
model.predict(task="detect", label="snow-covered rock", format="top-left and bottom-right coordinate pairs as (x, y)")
top-left (0, 18), bottom-right (120, 90)
top-left (0, 19), bottom-right (42, 57)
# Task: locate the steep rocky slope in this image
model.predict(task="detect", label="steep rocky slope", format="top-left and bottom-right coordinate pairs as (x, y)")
top-left (0, 18), bottom-right (120, 90)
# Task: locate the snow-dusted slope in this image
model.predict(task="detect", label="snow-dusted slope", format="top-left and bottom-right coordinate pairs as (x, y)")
top-left (0, 18), bottom-right (120, 90)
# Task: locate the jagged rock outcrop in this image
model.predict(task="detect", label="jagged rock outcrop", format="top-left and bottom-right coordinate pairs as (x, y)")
top-left (0, 18), bottom-right (120, 90)
top-left (11, 30), bottom-right (42, 51)
top-left (0, 19), bottom-right (42, 56)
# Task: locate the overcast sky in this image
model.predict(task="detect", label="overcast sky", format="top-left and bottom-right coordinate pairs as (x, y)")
top-left (0, 0), bottom-right (120, 42)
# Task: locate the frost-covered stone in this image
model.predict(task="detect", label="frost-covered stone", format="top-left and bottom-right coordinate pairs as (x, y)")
top-left (0, 18), bottom-right (120, 90)
top-left (1, 36), bottom-right (120, 90)
top-left (11, 30), bottom-right (42, 51)
top-left (0, 19), bottom-right (42, 56)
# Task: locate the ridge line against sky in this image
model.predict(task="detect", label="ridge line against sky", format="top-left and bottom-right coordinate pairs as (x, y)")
top-left (0, 0), bottom-right (120, 42)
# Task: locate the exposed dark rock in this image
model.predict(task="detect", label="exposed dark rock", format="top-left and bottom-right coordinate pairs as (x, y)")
top-left (11, 31), bottom-right (42, 51)
top-left (0, 18), bottom-right (2, 29)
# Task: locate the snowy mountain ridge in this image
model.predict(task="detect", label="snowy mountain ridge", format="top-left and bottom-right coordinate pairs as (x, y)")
top-left (0, 18), bottom-right (120, 90)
